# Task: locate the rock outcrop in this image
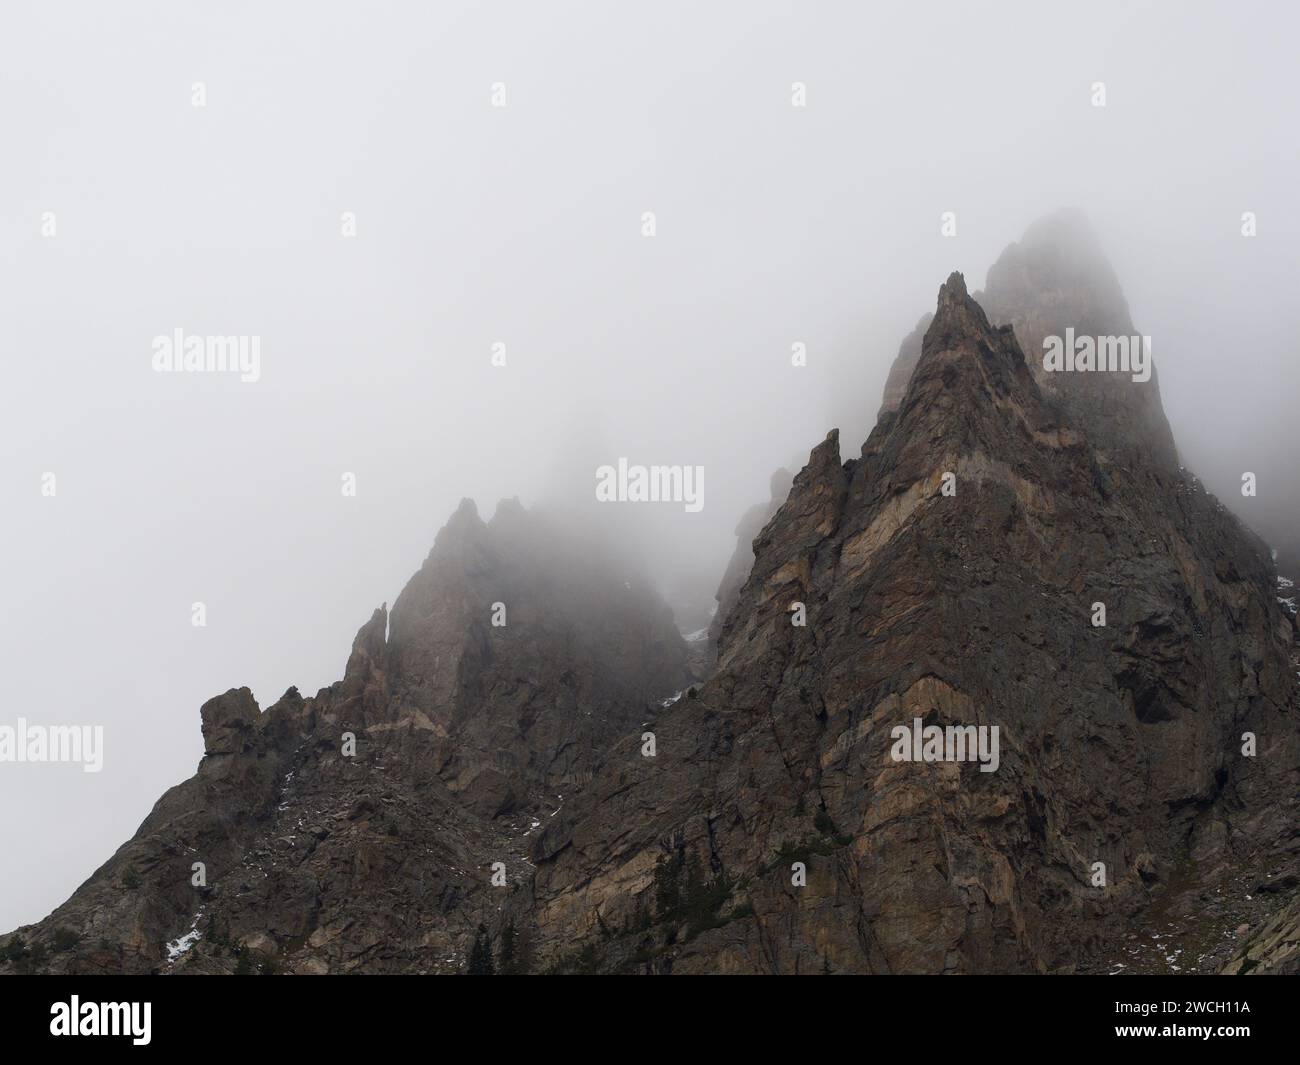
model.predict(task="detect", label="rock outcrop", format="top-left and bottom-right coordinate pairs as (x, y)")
top-left (0, 501), bottom-right (689, 974)
top-left (526, 269), bottom-right (1297, 974)
top-left (1223, 893), bottom-right (1300, 975)
top-left (5, 216), bottom-right (1295, 976)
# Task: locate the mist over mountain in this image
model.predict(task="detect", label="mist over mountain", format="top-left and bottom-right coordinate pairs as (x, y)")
top-left (6, 212), bottom-right (1296, 976)
top-left (3, 3), bottom-right (1298, 984)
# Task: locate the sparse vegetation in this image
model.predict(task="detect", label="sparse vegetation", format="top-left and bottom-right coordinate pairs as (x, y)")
top-left (0, 936), bottom-right (27, 964)
top-left (760, 835), bottom-right (846, 875)
top-left (548, 941), bottom-right (601, 975)
top-left (466, 924), bottom-right (494, 974)
top-left (652, 852), bottom-right (735, 941)
top-left (813, 808), bottom-right (853, 846)
top-left (497, 921), bottom-right (518, 974)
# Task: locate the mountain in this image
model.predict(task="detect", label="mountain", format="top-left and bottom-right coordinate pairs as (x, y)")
top-left (4, 215), bottom-right (1296, 976)
top-left (0, 500), bottom-right (689, 974)
top-left (523, 270), bottom-right (1297, 973)
top-left (882, 209), bottom-right (1178, 468)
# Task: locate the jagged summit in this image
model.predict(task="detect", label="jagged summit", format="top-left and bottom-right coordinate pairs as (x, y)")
top-left (531, 264), bottom-right (1297, 974)
top-left (937, 268), bottom-right (968, 304)
top-left (879, 211), bottom-right (1178, 470)
top-left (902, 270), bottom-right (1039, 412)
top-left (1, 495), bottom-right (690, 974)
top-left (6, 227), bottom-right (1295, 977)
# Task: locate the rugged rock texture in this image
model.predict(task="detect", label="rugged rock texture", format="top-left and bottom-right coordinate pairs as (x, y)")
top-left (5, 216), bottom-right (1295, 976)
top-left (1223, 892), bottom-right (1300, 974)
top-left (0, 501), bottom-right (689, 974)
top-left (526, 271), bottom-right (1298, 974)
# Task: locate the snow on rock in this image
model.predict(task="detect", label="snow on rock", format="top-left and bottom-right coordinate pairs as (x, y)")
top-left (166, 920), bottom-right (202, 962)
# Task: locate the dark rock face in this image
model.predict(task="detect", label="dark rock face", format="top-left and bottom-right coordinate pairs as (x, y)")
top-left (527, 272), bottom-right (1298, 974)
top-left (1223, 893), bottom-right (1300, 974)
top-left (1, 501), bottom-right (689, 974)
top-left (5, 216), bottom-right (1295, 976)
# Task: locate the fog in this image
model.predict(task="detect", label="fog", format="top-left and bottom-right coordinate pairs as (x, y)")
top-left (2, 0), bottom-right (1297, 930)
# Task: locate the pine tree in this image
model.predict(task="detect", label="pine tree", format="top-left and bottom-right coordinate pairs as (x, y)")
top-left (467, 925), bottom-right (495, 975)
top-left (653, 854), bottom-right (681, 920)
top-left (514, 923), bottom-right (535, 975)
top-left (498, 921), bottom-right (518, 974)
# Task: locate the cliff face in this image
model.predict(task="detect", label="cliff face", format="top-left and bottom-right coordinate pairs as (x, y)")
top-left (5, 217), bottom-right (1295, 976)
top-left (1, 502), bottom-right (690, 974)
top-left (526, 272), bottom-right (1297, 974)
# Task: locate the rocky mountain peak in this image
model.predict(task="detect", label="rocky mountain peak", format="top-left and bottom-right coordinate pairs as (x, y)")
top-left (978, 210), bottom-right (1178, 467)
top-left (525, 256), bottom-right (1297, 974)
top-left (879, 211), bottom-right (1178, 470)
top-left (7, 220), bottom-right (1295, 979)
top-left (199, 687), bottom-right (261, 758)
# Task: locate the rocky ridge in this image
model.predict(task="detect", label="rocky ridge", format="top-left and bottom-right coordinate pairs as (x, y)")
top-left (4, 217), bottom-right (1296, 976)
top-left (0, 502), bottom-right (689, 974)
top-left (521, 270), bottom-right (1297, 973)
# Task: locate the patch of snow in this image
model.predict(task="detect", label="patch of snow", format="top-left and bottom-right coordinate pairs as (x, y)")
top-left (166, 921), bottom-right (202, 962)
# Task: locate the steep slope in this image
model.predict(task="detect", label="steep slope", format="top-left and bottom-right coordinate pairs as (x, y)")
top-left (526, 273), bottom-right (1298, 974)
top-left (5, 220), bottom-right (1294, 978)
top-left (1, 501), bottom-right (689, 974)
top-left (1223, 892), bottom-right (1300, 975)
